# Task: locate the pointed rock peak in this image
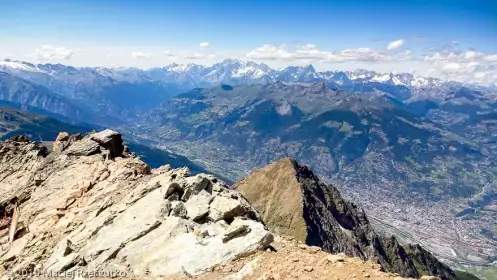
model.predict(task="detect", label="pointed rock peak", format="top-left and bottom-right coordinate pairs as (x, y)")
top-left (235, 157), bottom-right (308, 241)
top-left (303, 64), bottom-right (316, 72)
top-left (239, 157), bottom-right (294, 178)
top-left (235, 158), bottom-right (458, 280)
top-left (258, 157), bottom-right (319, 182)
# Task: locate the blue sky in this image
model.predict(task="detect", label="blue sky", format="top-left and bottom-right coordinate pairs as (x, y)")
top-left (1, 0), bottom-right (496, 83)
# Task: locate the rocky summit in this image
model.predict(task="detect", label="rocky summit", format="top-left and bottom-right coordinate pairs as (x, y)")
top-left (235, 158), bottom-right (458, 280)
top-left (0, 130), bottom-right (273, 278)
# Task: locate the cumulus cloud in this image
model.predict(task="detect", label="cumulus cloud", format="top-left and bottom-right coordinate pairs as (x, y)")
top-left (199, 42), bottom-right (210, 48)
top-left (246, 44), bottom-right (392, 63)
top-left (423, 49), bottom-right (497, 84)
top-left (35, 45), bottom-right (75, 61)
top-left (246, 44), bottom-right (294, 60)
top-left (387, 39), bottom-right (405, 50)
top-left (442, 62), bottom-right (461, 71)
top-left (484, 54), bottom-right (497, 62)
top-left (132, 52), bottom-right (152, 59)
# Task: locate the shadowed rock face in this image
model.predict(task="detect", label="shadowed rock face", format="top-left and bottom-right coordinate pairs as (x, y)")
top-left (236, 158), bottom-right (458, 280)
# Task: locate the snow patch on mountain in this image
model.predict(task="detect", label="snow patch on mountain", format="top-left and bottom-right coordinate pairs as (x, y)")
top-left (0, 59), bottom-right (40, 72)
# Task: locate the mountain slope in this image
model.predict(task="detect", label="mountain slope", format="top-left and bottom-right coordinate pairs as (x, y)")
top-left (0, 106), bottom-right (220, 177)
top-left (0, 61), bottom-right (184, 125)
top-left (0, 72), bottom-right (94, 122)
top-left (235, 158), bottom-right (458, 280)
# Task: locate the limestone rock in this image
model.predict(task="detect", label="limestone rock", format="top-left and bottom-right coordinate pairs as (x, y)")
top-left (64, 137), bottom-right (100, 156)
top-left (89, 129), bottom-right (124, 158)
top-left (120, 218), bottom-right (273, 276)
top-left (209, 196), bottom-right (246, 222)
top-left (55, 132), bottom-right (70, 142)
top-left (0, 131), bottom-right (272, 278)
top-left (184, 190), bottom-right (213, 221)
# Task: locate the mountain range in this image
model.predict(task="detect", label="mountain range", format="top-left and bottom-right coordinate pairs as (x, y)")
top-left (1, 58), bottom-right (495, 127)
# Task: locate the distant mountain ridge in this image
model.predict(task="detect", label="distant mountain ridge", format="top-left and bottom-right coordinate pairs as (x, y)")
top-left (1, 58), bottom-right (492, 92)
top-left (1, 58), bottom-right (495, 128)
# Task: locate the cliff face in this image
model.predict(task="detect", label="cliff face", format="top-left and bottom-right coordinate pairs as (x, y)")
top-left (0, 130), bottom-right (273, 278)
top-left (235, 158), bottom-right (458, 280)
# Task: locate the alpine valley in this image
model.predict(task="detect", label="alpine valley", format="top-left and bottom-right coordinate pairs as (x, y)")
top-left (1, 58), bottom-right (496, 278)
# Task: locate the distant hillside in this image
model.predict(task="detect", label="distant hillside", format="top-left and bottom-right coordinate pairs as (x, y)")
top-left (0, 106), bottom-right (222, 179)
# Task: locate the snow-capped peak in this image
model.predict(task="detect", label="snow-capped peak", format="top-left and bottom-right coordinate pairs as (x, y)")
top-left (0, 59), bottom-right (40, 72)
top-left (0, 58), bottom-right (488, 91)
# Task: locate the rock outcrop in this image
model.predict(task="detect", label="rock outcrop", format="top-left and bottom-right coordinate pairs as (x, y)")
top-left (0, 130), bottom-right (273, 278)
top-left (235, 158), bottom-right (458, 280)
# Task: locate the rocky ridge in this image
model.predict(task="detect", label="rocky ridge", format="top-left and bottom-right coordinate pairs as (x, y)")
top-left (0, 130), bottom-right (273, 278)
top-left (235, 158), bottom-right (458, 280)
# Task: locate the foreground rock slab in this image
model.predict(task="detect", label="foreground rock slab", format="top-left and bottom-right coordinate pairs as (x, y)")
top-left (0, 130), bottom-right (272, 278)
top-left (37, 237), bottom-right (441, 280)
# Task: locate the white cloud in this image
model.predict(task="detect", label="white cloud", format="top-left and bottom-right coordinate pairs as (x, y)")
top-left (35, 45), bottom-right (75, 61)
top-left (423, 49), bottom-right (497, 84)
top-left (163, 50), bottom-right (177, 59)
top-left (387, 39), bottom-right (405, 50)
top-left (246, 44), bottom-right (294, 60)
top-left (245, 42), bottom-right (496, 84)
top-left (182, 51), bottom-right (216, 59)
top-left (199, 42), bottom-right (210, 48)
top-left (132, 51), bottom-right (152, 59)
top-left (474, 72), bottom-right (486, 79)
top-left (484, 54), bottom-right (497, 62)
top-left (246, 44), bottom-right (389, 63)
top-left (443, 62), bottom-right (461, 71)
